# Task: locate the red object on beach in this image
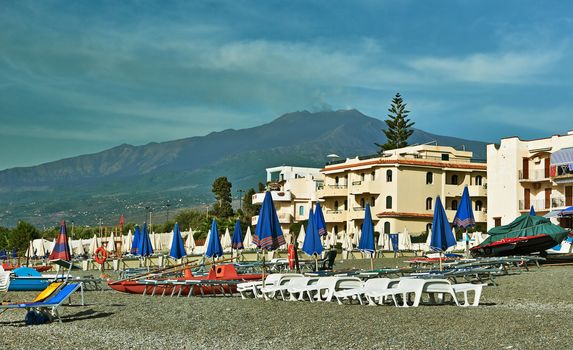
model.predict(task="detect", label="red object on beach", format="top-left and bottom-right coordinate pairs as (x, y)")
top-left (108, 264), bottom-right (262, 296)
top-left (2, 264), bottom-right (51, 272)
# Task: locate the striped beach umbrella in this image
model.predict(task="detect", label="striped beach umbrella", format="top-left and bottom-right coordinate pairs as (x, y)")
top-left (49, 221), bottom-right (71, 261)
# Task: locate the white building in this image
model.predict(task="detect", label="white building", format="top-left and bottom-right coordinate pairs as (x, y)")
top-left (251, 166), bottom-right (323, 234)
top-left (487, 131), bottom-right (573, 229)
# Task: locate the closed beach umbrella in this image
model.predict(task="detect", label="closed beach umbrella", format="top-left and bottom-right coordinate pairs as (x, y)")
top-left (49, 221), bottom-right (71, 261)
top-left (131, 225), bottom-right (141, 254)
top-left (73, 238), bottom-right (86, 256)
top-left (169, 223), bottom-right (187, 259)
top-left (328, 227), bottom-right (337, 248)
top-left (302, 208), bottom-right (322, 270)
top-left (314, 202), bottom-right (327, 237)
top-left (205, 219), bottom-right (223, 259)
top-left (399, 228), bottom-right (412, 250)
top-left (431, 196), bottom-right (456, 270)
top-left (453, 186), bottom-right (476, 228)
top-left (529, 206), bottom-right (536, 216)
top-left (185, 229), bottom-right (196, 253)
top-left (106, 231), bottom-right (116, 253)
top-left (123, 230), bottom-right (133, 254)
top-left (137, 223), bottom-right (154, 257)
top-left (221, 227), bottom-right (232, 252)
top-left (203, 229), bottom-right (212, 252)
top-left (231, 220), bottom-right (244, 250)
top-left (358, 204), bottom-right (375, 269)
top-left (243, 226), bottom-right (254, 248)
top-left (88, 234), bottom-right (100, 255)
top-left (253, 191), bottom-right (286, 251)
top-left (296, 225), bottom-right (306, 246)
top-left (352, 229), bottom-right (361, 247)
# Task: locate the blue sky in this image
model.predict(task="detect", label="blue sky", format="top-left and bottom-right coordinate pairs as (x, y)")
top-left (1, 0), bottom-right (573, 170)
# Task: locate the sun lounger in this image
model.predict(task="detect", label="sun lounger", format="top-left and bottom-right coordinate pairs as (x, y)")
top-left (0, 283), bottom-right (83, 323)
top-left (366, 278), bottom-right (459, 307)
top-left (309, 276), bottom-right (363, 302)
top-left (286, 276), bottom-right (320, 301)
top-left (260, 276), bottom-right (305, 300)
top-left (237, 273), bottom-right (301, 299)
top-left (335, 278), bottom-right (394, 305)
top-left (0, 270), bottom-right (10, 300)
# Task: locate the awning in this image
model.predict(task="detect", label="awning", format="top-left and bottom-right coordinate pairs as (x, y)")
top-left (551, 147), bottom-right (573, 165)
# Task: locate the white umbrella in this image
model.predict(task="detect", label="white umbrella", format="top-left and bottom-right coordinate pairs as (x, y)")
top-left (327, 228), bottom-right (337, 248)
top-left (352, 229), bottom-right (361, 246)
top-left (88, 234), bottom-right (101, 256)
top-left (297, 225), bottom-right (306, 246)
top-left (74, 238), bottom-right (86, 256)
top-left (36, 239), bottom-right (47, 257)
top-left (185, 229), bottom-right (196, 253)
top-left (203, 229), bottom-right (212, 251)
top-left (377, 231), bottom-right (385, 250)
top-left (399, 227), bottom-right (412, 250)
top-left (222, 227), bottom-right (232, 251)
top-left (123, 230), bottom-right (133, 254)
top-left (243, 226), bottom-right (253, 248)
top-left (106, 231), bottom-right (116, 253)
top-left (425, 228), bottom-right (433, 251)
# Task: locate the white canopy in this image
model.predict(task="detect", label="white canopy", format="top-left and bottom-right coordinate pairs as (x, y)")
top-left (243, 226), bottom-right (254, 248)
top-left (398, 228), bottom-right (413, 250)
top-left (221, 227), bottom-right (232, 252)
top-left (88, 234), bottom-right (101, 255)
top-left (297, 225), bottom-right (306, 246)
top-left (106, 231), bottom-right (116, 253)
top-left (184, 229), bottom-right (196, 253)
top-left (123, 230), bottom-right (133, 254)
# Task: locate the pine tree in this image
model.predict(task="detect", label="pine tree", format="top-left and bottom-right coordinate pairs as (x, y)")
top-left (375, 93), bottom-right (415, 153)
top-left (211, 176), bottom-right (234, 218)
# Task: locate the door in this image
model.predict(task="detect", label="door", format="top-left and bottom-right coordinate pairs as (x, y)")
top-left (522, 158), bottom-right (529, 179)
top-left (524, 188), bottom-right (530, 209)
top-left (545, 188), bottom-right (551, 210)
top-left (566, 186), bottom-right (573, 207)
top-left (544, 158), bottom-right (550, 178)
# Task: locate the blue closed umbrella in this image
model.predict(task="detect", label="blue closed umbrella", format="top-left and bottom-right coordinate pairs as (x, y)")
top-left (453, 186), bottom-right (476, 228)
top-left (358, 204), bottom-right (376, 269)
top-left (169, 223), bottom-right (187, 259)
top-left (231, 219), bottom-right (244, 250)
top-left (12, 248), bottom-right (18, 259)
top-left (529, 206), bottom-right (536, 216)
top-left (205, 219), bottom-right (223, 258)
top-left (131, 225), bottom-right (141, 254)
top-left (430, 196), bottom-right (457, 253)
top-left (314, 202), bottom-right (327, 237)
top-left (302, 208), bottom-right (323, 257)
top-left (137, 223), bottom-right (154, 257)
top-left (253, 192), bottom-right (286, 251)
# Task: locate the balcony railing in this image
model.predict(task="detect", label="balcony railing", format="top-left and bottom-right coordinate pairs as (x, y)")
top-left (518, 199), bottom-right (550, 211)
top-left (353, 207), bottom-right (365, 212)
top-left (518, 169), bottom-right (549, 181)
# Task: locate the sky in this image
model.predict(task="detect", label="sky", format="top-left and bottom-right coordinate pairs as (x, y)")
top-left (1, 0), bottom-right (573, 170)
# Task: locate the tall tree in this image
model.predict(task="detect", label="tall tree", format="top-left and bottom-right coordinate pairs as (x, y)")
top-left (9, 221), bottom-right (40, 254)
top-left (376, 93), bottom-right (415, 153)
top-left (211, 176), bottom-right (234, 218)
top-left (242, 188), bottom-right (261, 219)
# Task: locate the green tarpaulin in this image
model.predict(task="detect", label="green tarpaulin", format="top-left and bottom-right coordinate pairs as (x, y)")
top-left (481, 214), bottom-right (569, 246)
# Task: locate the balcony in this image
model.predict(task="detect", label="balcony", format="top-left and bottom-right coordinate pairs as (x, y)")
top-left (317, 184), bottom-right (348, 198)
top-left (251, 213), bottom-right (292, 226)
top-left (518, 169), bottom-right (550, 182)
top-left (349, 180), bottom-right (381, 194)
top-left (324, 210), bottom-right (347, 222)
top-left (252, 191), bottom-right (292, 204)
top-left (444, 184), bottom-right (487, 198)
top-left (349, 206), bottom-right (366, 219)
top-left (518, 199), bottom-right (551, 211)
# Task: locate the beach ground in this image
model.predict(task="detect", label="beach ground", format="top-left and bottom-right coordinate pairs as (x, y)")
top-left (1, 258), bottom-right (572, 350)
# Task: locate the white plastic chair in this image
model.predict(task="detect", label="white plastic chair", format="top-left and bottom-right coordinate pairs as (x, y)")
top-left (0, 271), bottom-right (10, 300)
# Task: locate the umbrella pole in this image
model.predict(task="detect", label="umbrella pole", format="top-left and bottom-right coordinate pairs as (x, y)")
top-left (261, 253), bottom-right (266, 287)
top-left (370, 253), bottom-right (374, 270)
top-left (314, 254), bottom-right (318, 272)
top-left (439, 251), bottom-right (443, 271)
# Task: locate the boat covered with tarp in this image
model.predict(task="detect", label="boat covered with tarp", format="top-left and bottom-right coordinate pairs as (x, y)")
top-left (470, 214), bottom-right (570, 257)
top-left (107, 264), bottom-right (262, 296)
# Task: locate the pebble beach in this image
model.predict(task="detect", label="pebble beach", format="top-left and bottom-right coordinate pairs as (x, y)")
top-left (2, 258), bottom-right (573, 350)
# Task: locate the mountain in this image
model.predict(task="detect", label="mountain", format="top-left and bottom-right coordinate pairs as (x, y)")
top-left (0, 109), bottom-right (488, 227)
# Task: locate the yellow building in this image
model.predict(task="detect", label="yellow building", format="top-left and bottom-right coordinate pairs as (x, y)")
top-left (487, 131), bottom-right (573, 229)
top-left (318, 145), bottom-right (487, 238)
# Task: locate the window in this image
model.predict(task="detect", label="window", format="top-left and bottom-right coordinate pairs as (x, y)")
top-left (451, 200), bottom-right (458, 210)
top-left (494, 217), bottom-right (501, 227)
top-left (451, 175), bottom-right (458, 185)
top-left (344, 199), bottom-right (348, 210)
top-left (334, 200), bottom-right (339, 210)
top-left (441, 154), bottom-right (450, 161)
top-left (386, 196), bottom-right (392, 209)
top-left (360, 198), bottom-right (365, 208)
top-left (361, 173), bottom-right (365, 181)
top-left (475, 200), bottom-right (483, 211)
top-left (475, 175), bottom-right (483, 186)
top-left (426, 197), bottom-right (433, 210)
top-left (426, 172), bottom-right (433, 184)
top-left (335, 176), bottom-right (339, 185)
top-left (371, 171), bottom-right (375, 181)
top-left (371, 196), bottom-right (375, 207)
top-left (386, 170), bottom-right (393, 182)
top-left (384, 222), bottom-right (391, 234)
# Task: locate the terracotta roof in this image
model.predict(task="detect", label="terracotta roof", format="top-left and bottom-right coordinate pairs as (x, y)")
top-left (322, 158), bottom-right (486, 172)
top-left (376, 211), bottom-right (434, 219)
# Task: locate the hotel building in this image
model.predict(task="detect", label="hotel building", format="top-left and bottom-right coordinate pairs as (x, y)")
top-left (487, 131), bottom-right (573, 229)
top-left (318, 145), bottom-right (487, 238)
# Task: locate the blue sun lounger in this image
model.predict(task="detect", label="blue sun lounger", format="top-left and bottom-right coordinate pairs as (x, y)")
top-left (0, 283), bottom-right (83, 323)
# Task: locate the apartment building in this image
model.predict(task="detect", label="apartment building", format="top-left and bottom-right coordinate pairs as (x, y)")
top-left (251, 166), bottom-right (323, 234)
top-left (318, 145), bottom-right (487, 238)
top-left (487, 131), bottom-right (573, 229)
